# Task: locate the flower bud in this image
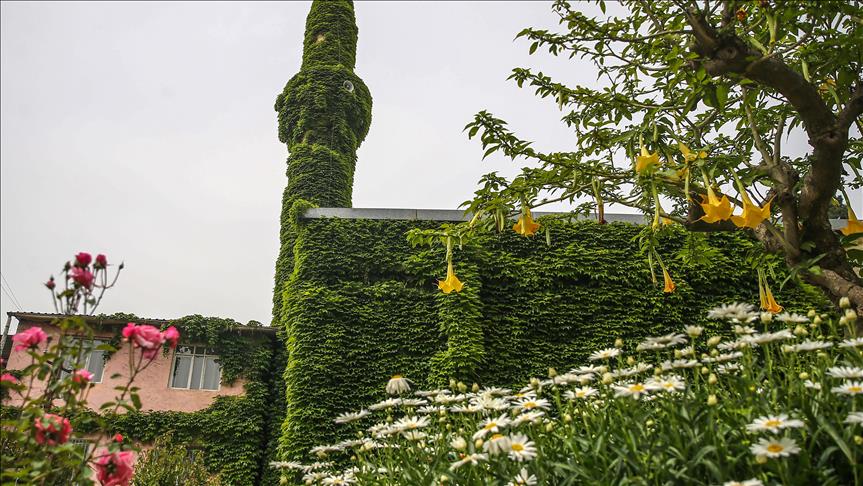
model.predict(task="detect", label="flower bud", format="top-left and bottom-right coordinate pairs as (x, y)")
top-left (280, 476), bottom-right (288, 485)
top-left (707, 336), bottom-right (721, 347)
top-left (807, 309), bottom-right (817, 318)
top-left (707, 394), bottom-right (718, 406)
top-left (793, 325), bottom-right (807, 336)
top-left (840, 296), bottom-right (851, 309)
top-left (626, 356), bottom-right (636, 366)
top-left (855, 435), bottom-right (863, 445)
top-left (845, 309), bottom-right (858, 323)
top-left (799, 372), bottom-right (809, 380)
top-left (548, 368), bottom-right (557, 378)
top-left (645, 419), bottom-right (654, 427)
top-left (813, 315), bottom-right (822, 326)
top-left (457, 382), bottom-right (467, 393)
top-left (708, 373), bottom-right (717, 385)
top-left (545, 423), bottom-right (554, 432)
top-left (710, 349), bottom-right (719, 357)
top-left (471, 383), bottom-right (479, 393)
top-left (755, 454), bottom-right (767, 464)
top-left (673, 350), bottom-right (682, 359)
top-left (760, 312), bottom-right (773, 324)
top-left (449, 378), bottom-right (457, 389)
top-left (602, 373), bottom-right (613, 385)
top-left (451, 436), bottom-right (466, 451)
top-left (563, 414), bottom-right (572, 423)
top-left (95, 254), bottom-right (108, 269)
top-left (614, 338), bottom-right (624, 348)
top-left (474, 439), bottom-right (483, 449)
top-left (700, 367), bottom-right (709, 375)
top-left (45, 277), bottom-right (56, 290)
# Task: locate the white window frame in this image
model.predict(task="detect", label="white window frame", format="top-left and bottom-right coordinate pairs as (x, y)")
top-left (168, 345), bottom-right (221, 391)
top-left (62, 337), bottom-right (108, 384)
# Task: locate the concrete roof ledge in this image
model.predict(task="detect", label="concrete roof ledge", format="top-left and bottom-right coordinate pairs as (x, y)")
top-left (301, 207), bottom-right (849, 229)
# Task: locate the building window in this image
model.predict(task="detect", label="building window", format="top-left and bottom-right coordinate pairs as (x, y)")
top-left (170, 346), bottom-right (220, 390)
top-left (62, 338), bottom-right (108, 383)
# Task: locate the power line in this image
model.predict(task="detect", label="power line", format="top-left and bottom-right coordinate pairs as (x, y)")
top-left (0, 280), bottom-right (22, 311)
top-left (0, 272), bottom-right (24, 310)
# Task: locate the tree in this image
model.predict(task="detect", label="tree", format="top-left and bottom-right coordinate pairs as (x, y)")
top-left (453, 0), bottom-right (862, 311)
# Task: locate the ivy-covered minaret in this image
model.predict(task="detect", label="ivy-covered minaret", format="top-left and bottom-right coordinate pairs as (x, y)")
top-left (272, 0), bottom-right (372, 319)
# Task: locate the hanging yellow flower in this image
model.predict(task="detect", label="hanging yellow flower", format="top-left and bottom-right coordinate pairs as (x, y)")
top-left (438, 260), bottom-right (464, 294)
top-left (758, 270), bottom-right (783, 314)
top-left (635, 146), bottom-right (660, 175)
top-left (840, 206), bottom-right (863, 236)
top-left (513, 206), bottom-right (540, 237)
top-left (662, 267), bottom-right (676, 293)
top-left (698, 174), bottom-right (733, 223)
top-left (731, 193), bottom-right (773, 229)
top-left (678, 143), bottom-right (708, 163)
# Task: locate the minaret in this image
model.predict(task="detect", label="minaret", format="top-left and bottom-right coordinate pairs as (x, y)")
top-left (272, 0), bottom-right (372, 319)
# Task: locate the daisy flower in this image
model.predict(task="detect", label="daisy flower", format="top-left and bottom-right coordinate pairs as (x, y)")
top-left (506, 468), bottom-right (538, 486)
top-left (449, 453), bottom-right (488, 471)
top-left (304, 472), bottom-right (328, 483)
top-left (803, 380), bottom-right (821, 390)
top-left (746, 414), bottom-right (805, 434)
top-left (612, 363), bottom-right (654, 378)
top-left (450, 436), bottom-right (467, 450)
top-left (470, 395), bottom-right (510, 412)
top-left (415, 389), bottom-right (448, 397)
top-left (334, 410), bottom-right (369, 424)
top-left (750, 437), bottom-right (801, 458)
top-left (845, 411), bottom-right (863, 425)
top-left (512, 398), bottom-right (551, 412)
top-left (571, 365), bottom-right (605, 375)
top-left (483, 433), bottom-right (512, 455)
top-left (401, 430), bottom-right (427, 441)
top-left (776, 312), bottom-right (809, 323)
top-left (723, 480), bottom-right (763, 486)
top-left (473, 414), bottom-right (511, 440)
top-left (417, 405), bottom-right (445, 415)
top-left (393, 415), bottom-right (430, 432)
top-left (434, 394), bottom-right (467, 405)
top-left (400, 398), bottom-right (427, 407)
top-left (589, 347), bottom-right (621, 361)
top-left (733, 325), bottom-right (756, 335)
top-left (832, 381), bottom-right (863, 395)
top-left (827, 366), bottom-right (863, 379)
top-left (660, 359), bottom-right (699, 371)
top-left (684, 325), bottom-right (704, 338)
top-left (707, 303), bottom-right (757, 321)
top-left (386, 375), bottom-right (412, 395)
top-left (716, 363), bottom-right (741, 374)
top-left (612, 382), bottom-right (656, 400)
top-left (647, 375), bottom-right (685, 393)
top-left (369, 398), bottom-right (402, 411)
top-left (479, 387), bottom-right (511, 396)
top-left (785, 340), bottom-right (833, 352)
top-left (511, 411), bottom-right (545, 427)
top-left (507, 433), bottom-right (537, 462)
top-left (564, 386), bottom-right (598, 400)
top-left (750, 329), bottom-right (794, 345)
top-left (269, 461), bottom-right (305, 470)
top-left (839, 337), bottom-right (863, 348)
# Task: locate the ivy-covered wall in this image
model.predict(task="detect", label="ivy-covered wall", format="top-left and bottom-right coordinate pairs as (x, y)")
top-left (278, 216), bottom-right (828, 459)
top-left (77, 316), bottom-right (283, 486)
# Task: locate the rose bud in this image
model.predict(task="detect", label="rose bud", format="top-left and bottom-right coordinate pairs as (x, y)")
top-left (95, 254), bottom-right (108, 269)
top-left (45, 277), bottom-right (56, 290)
top-left (74, 252), bottom-right (92, 267)
top-left (113, 433), bottom-right (124, 443)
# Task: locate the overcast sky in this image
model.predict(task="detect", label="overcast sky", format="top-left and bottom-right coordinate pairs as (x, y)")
top-left (1, 1), bottom-right (860, 329)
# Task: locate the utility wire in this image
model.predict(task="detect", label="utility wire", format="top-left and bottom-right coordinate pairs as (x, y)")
top-left (0, 272), bottom-right (24, 310)
top-left (0, 280), bottom-right (22, 311)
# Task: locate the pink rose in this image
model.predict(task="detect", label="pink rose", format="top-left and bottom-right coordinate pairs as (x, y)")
top-left (70, 267), bottom-right (95, 289)
top-left (162, 326), bottom-right (180, 350)
top-left (113, 433), bottom-right (124, 443)
top-left (74, 252), bottom-right (92, 267)
top-left (95, 254), bottom-right (108, 269)
top-left (95, 450), bottom-right (134, 486)
top-left (1, 373), bottom-right (19, 385)
top-left (34, 414), bottom-right (72, 446)
top-left (13, 327), bottom-right (48, 352)
top-left (45, 277), bottom-right (56, 290)
top-left (72, 369), bottom-right (94, 384)
top-left (122, 323), bottom-right (165, 359)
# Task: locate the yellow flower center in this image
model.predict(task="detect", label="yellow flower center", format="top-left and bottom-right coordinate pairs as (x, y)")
top-left (850, 386), bottom-right (862, 393)
top-left (391, 375), bottom-right (402, 379)
top-left (631, 384), bottom-right (645, 392)
top-left (484, 422), bottom-right (497, 430)
top-left (764, 419), bottom-right (782, 428)
top-left (523, 402), bottom-right (537, 409)
top-left (576, 391), bottom-right (586, 397)
top-left (766, 444), bottom-right (784, 453)
top-left (491, 434), bottom-right (504, 441)
top-left (511, 443), bottom-right (524, 452)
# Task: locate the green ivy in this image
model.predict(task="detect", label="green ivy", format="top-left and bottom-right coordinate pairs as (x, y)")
top-left (277, 217), bottom-right (829, 460)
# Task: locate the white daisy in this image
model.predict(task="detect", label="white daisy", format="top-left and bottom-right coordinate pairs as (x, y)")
top-left (723, 480), bottom-right (763, 486)
top-left (483, 433), bottom-right (512, 455)
top-left (450, 404), bottom-right (483, 414)
top-left (845, 411), bottom-right (863, 425)
top-left (473, 414), bottom-right (511, 440)
top-left (269, 461), bottom-right (305, 470)
top-left (415, 389), bottom-right (448, 397)
top-left (470, 394), bottom-right (510, 412)
top-left (434, 393), bottom-right (467, 405)
top-left (511, 411), bottom-right (545, 427)
top-left (677, 346), bottom-right (696, 357)
top-left (449, 453), bottom-right (488, 471)
top-left (304, 472), bottom-right (328, 483)
top-left (612, 382), bottom-right (656, 400)
top-left (479, 386), bottom-right (511, 396)
top-left (733, 325), bottom-right (756, 335)
top-left (506, 467), bottom-right (538, 486)
top-left (400, 398), bottom-right (427, 407)
top-left (512, 398), bottom-right (551, 412)
top-left (707, 303), bottom-right (757, 322)
top-left (718, 339), bottom-right (753, 351)
top-left (571, 365), bottom-right (605, 375)
top-left (589, 347), bottom-right (621, 361)
top-left (746, 414), bottom-right (805, 434)
top-left (309, 444), bottom-right (342, 456)
top-left (321, 473), bottom-right (355, 485)
top-left (716, 363), bottom-right (741, 374)
top-left (749, 437), bottom-right (801, 458)
top-left (450, 436), bottom-right (467, 450)
top-left (750, 329), bottom-right (794, 345)
top-left (417, 405), bottom-right (445, 414)
top-left (832, 381), bottom-right (863, 395)
top-left (827, 366), bottom-right (863, 379)
top-left (839, 337), bottom-right (863, 348)
top-left (786, 340), bottom-right (834, 353)
top-left (803, 380), bottom-right (822, 390)
top-left (334, 410), bottom-right (369, 424)
top-left (612, 363), bottom-right (654, 378)
top-left (385, 375), bottom-right (412, 395)
top-left (401, 430), bottom-right (427, 441)
top-left (507, 433), bottom-right (537, 462)
top-left (368, 398), bottom-right (402, 411)
top-left (393, 415), bottom-right (430, 432)
top-left (660, 359), bottom-right (699, 371)
top-left (647, 375), bottom-right (685, 393)
top-left (776, 312), bottom-right (809, 323)
top-left (564, 386), bottom-right (598, 400)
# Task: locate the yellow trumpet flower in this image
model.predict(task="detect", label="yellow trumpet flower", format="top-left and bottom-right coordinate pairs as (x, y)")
top-left (438, 260), bottom-right (464, 294)
top-left (840, 206), bottom-right (863, 236)
top-left (731, 193), bottom-right (773, 229)
top-left (698, 174), bottom-right (733, 223)
top-left (662, 267), bottom-right (676, 293)
top-left (758, 271), bottom-right (783, 314)
top-left (513, 207), bottom-right (540, 237)
top-left (635, 146), bottom-right (660, 174)
top-left (678, 143), bottom-right (707, 163)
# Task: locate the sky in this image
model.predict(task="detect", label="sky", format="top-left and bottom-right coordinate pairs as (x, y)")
top-left (1, 1), bottom-right (860, 330)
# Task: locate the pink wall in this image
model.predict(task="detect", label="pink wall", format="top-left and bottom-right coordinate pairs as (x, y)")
top-left (4, 321), bottom-right (246, 413)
